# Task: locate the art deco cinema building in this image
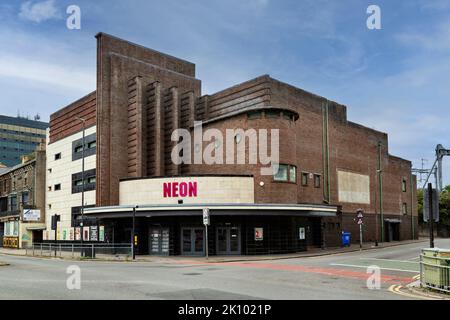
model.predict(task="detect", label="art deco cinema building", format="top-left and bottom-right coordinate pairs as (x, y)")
top-left (44, 33), bottom-right (418, 256)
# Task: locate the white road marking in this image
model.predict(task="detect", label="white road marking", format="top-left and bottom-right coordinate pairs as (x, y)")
top-left (330, 263), bottom-right (419, 273)
top-left (360, 258), bottom-right (419, 264)
top-left (408, 257), bottom-right (420, 261)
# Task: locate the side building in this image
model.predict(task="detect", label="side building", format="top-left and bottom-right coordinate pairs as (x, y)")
top-left (0, 115), bottom-right (48, 167)
top-left (0, 146), bottom-right (46, 248)
top-left (44, 93), bottom-right (97, 242)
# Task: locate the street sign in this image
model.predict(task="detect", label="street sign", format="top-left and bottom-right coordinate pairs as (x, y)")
top-left (356, 209), bottom-right (364, 250)
top-left (203, 208), bottom-right (210, 226)
top-left (423, 187), bottom-right (439, 222)
top-left (23, 209), bottom-right (40, 222)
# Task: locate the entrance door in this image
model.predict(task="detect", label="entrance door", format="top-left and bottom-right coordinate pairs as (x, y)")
top-left (32, 231), bottom-right (43, 244)
top-left (181, 228), bottom-right (204, 255)
top-left (384, 222), bottom-right (400, 242)
top-left (149, 227), bottom-right (170, 255)
top-left (216, 226), bottom-right (241, 255)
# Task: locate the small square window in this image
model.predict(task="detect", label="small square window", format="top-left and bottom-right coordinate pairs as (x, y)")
top-left (402, 178), bottom-right (407, 192)
top-left (88, 177), bottom-right (96, 184)
top-left (301, 172), bottom-right (309, 186)
top-left (88, 141), bottom-right (96, 149)
top-left (74, 145), bottom-right (83, 153)
top-left (54, 153), bottom-right (61, 160)
top-left (54, 184), bottom-right (61, 191)
top-left (402, 203), bottom-right (408, 215)
top-left (314, 174), bottom-right (321, 188)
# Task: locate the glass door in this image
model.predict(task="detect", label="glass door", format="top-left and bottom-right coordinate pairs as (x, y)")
top-left (216, 226), bottom-right (241, 255)
top-left (181, 228), bottom-right (204, 255)
top-left (149, 227), bottom-right (170, 255)
top-left (229, 227), bottom-right (240, 253)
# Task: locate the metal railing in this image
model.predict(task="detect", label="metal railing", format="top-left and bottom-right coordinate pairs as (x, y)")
top-left (25, 243), bottom-right (133, 259)
top-left (420, 253), bottom-right (450, 294)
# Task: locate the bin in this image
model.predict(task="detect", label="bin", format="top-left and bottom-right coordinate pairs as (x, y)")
top-left (341, 232), bottom-right (351, 247)
top-left (422, 248), bottom-right (450, 289)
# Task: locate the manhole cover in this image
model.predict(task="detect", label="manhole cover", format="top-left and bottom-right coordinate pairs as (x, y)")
top-left (183, 273), bottom-right (202, 276)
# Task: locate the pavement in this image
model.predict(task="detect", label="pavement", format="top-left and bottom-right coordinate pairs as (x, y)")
top-left (0, 238), bottom-right (449, 300)
top-left (0, 238), bottom-right (429, 263)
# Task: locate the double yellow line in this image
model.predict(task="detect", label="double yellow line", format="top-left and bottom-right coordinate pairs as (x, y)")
top-left (388, 283), bottom-right (435, 300)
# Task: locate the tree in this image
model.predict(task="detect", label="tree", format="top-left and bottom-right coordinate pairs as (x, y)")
top-left (417, 188), bottom-right (424, 223)
top-left (439, 185), bottom-right (450, 227)
top-left (418, 185), bottom-right (450, 227)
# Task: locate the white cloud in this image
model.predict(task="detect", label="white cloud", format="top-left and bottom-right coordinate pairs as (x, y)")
top-left (0, 53), bottom-right (94, 93)
top-left (19, 0), bottom-right (61, 23)
top-left (395, 20), bottom-right (450, 52)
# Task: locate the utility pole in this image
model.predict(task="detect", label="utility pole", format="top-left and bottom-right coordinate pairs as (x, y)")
top-left (377, 141), bottom-right (384, 243)
top-left (428, 183), bottom-right (435, 248)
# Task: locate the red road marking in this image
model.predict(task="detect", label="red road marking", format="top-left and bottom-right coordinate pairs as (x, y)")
top-left (169, 260), bottom-right (413, 285)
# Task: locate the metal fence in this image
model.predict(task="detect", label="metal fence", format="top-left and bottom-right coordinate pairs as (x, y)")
top-left (420, 253), bottom-right (450, 294)
top-left (25, 243), bottom-right (133, 259)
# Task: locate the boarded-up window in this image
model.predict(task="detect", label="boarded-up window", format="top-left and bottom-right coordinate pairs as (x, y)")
top-left (338, 170), bottom-right (370, 204)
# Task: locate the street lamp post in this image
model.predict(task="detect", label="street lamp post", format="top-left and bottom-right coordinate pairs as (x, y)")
top-left (132, 206), bottom-right (138, 260)
top-left (76, 117), bottom-right (86, 254)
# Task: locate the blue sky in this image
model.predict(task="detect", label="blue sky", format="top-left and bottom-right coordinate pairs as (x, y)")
top-left (0, 0), bottom-right (449, 185)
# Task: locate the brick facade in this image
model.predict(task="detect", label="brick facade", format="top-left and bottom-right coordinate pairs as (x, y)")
top-left (50, 33), bottom-right (418, 250)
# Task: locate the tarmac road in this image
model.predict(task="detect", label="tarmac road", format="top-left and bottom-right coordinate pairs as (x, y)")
top-left (1, 239), bottom-right (449, 300)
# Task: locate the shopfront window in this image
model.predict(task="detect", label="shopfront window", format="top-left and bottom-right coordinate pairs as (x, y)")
top-left (4, 221), bottom-right (19, 237)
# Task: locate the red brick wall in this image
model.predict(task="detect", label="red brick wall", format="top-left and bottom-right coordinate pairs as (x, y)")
top-left (49, 91), bottom-right (96, 144)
